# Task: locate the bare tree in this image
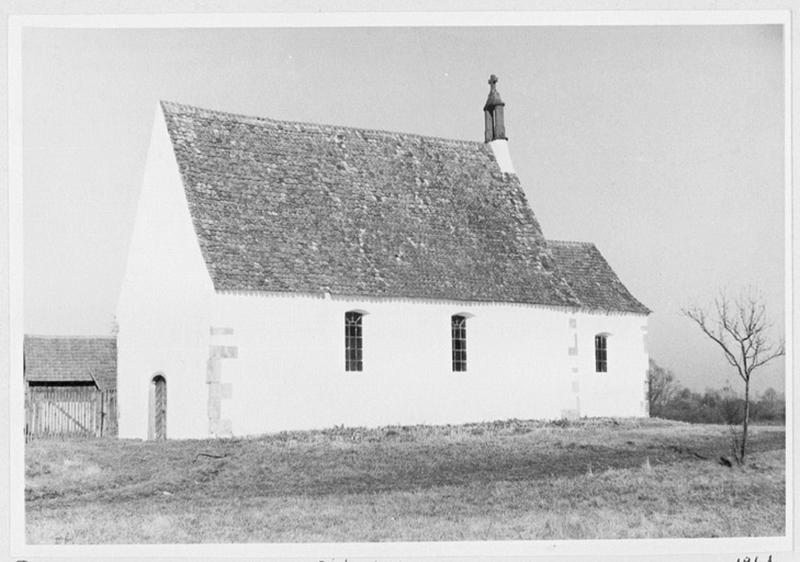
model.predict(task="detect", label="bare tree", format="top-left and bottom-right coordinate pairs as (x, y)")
top-left (683, 288), bottom-right (784, 463)
top-left (648, 359), bottom-right (678, 417)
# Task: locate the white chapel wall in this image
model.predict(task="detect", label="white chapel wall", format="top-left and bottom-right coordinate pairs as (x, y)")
top-left (116, 104), bottom-right (215, 439)
top-left (576, 312), bottom-right (649, 418)
top-left (206, 293), bottom-right (616, 436)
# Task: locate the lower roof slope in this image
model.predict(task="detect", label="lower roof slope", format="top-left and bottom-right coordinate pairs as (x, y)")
top-left (161, 101), bottom-right (580, 307)
top-left (23, 336), bottom-right (117, 391)
top-left (547, 241), bottom-right (650, 315)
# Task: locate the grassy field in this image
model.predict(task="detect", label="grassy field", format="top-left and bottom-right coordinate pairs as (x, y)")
top-left (26, 417), bottom-right (785, 543)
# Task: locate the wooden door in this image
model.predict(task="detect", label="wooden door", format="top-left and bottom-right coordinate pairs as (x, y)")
top-left (151, 375), bottom-right (167, 440)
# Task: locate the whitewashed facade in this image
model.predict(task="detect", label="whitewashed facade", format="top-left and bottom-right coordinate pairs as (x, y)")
top-left (117, 77), bottom-right (649, 439)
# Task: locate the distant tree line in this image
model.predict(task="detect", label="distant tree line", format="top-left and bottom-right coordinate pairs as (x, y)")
top-left (648, 359), bottom-right (785, 425)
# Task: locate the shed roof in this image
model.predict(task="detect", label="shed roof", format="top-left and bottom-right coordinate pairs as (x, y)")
top-left (23, 336), bottom-right (117, 391)
top-left (547, 240), bottom-right (650, 314)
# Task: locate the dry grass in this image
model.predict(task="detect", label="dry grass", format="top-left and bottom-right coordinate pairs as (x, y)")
top-left (26, 417), bottom-right (785, 543)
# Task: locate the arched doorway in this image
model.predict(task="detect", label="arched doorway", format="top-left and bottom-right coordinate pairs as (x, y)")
top-left (149, 374), bottom-right (167, 440)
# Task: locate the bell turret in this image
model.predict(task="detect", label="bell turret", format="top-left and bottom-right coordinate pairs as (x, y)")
top-left (484, 74), bottom-right (507, 143)
top-left (482, 74), bottom-right (514, 174)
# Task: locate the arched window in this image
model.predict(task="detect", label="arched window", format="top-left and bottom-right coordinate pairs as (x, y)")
top-left (345, 311), bottom-right (364, 372)
top-left (451, 315), bottom-right (467, 372)
top-left (595, 334), bottom-right (608, 373)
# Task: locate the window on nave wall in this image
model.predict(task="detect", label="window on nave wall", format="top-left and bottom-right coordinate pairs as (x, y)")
top-left (345, 311), bottom-right (363, 372)
top-left (595, 334), bottom-right (608, 373)
top-left (452, 315), bottom-right (467, 372)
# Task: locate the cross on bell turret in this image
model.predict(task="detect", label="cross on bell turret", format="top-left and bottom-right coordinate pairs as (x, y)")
top-left (483, 74), bottom-right (507, 143)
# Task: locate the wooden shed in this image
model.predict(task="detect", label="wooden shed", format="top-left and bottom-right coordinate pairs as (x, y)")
top-left (24, 335), bottom-right (117, 439)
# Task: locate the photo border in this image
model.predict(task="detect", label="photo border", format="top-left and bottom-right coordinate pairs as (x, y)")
top-left (5, 7), bottom-right (795, 561)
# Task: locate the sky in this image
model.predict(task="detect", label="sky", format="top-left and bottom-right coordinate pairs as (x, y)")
top-left (21, 24), bottom-right (786, 394)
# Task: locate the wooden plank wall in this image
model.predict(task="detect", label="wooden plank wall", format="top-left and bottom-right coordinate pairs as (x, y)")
top-left (25, 387), bottom-right (117, 440)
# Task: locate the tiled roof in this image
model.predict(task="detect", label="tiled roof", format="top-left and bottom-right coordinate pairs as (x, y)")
top-left (547, 240), bottom-right (650, 315)
top-left (161, 101), bottom-right (581, 307)
top-left (24, 336), bottom-right (117, 391)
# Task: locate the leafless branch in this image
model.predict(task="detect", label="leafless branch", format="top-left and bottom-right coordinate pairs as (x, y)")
top-left (683, 287), bottom-right (785, 462)
top-left (683, 302), bottom-right (744, 381)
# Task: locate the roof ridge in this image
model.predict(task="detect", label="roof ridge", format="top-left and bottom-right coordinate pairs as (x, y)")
top-left (547, 239), bottom-right (595, 248)
top-left (159, 100), bottom-right (487, 149)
